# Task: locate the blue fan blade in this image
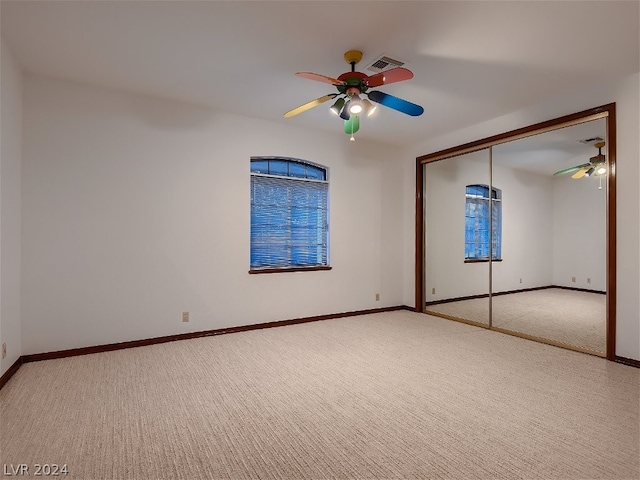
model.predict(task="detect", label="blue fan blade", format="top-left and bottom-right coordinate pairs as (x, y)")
top-left (367, 90), bottom-right (424, 116)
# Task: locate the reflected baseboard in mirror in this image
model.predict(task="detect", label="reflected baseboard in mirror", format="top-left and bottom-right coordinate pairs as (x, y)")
top-left (425, 286), bottom-right (605, 355)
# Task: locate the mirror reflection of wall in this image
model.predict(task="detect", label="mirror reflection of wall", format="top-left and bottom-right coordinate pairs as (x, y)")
top-left (422, 117), bottom-right (607, 355)
top-left (491, 118), bottom-right (606, 353)
top-left (424, 149), bottom-right (490, 326)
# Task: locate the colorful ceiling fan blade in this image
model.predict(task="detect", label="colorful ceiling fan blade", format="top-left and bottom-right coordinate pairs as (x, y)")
top-left (295, 72), bottom-right (345, 86)
top-left (366, 67), bottom-right (414, 87)
top-left (344, 116), bottom-right (359, 135)
top-left (367, 90), bottom-right (424, 116)
top-left (553, 163), bottom-right (590, 176)
top-left (284, 93), bottom-right (338, 118)
top-left (571, 167), bottom-right (590, 179)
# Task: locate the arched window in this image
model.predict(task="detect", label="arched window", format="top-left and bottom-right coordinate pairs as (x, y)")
top-left (250, 157), bottom-right (329, 271)
top-left (465, 184), bottom-right (502, 260)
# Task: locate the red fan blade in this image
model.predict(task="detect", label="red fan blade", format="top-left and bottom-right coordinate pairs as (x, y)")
top-left (296, 72), bottom-right (344, 86)
top-left (366, 67), bottom-right (414, 87)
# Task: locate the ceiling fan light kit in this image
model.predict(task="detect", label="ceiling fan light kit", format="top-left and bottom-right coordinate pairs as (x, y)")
top-left (348, 94), bottom-right (363, 114)
top-left (362, 98), bottom-right (376, 116)
top-left (553, 141), bottom-right (607, 185)
top-left (284, 50), bottom-right (424, 140)
top-left (329, 97), bottom-right (345, 116)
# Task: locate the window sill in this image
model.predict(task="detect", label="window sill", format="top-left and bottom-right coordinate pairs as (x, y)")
top-left (464, 258), bottom-right (503, 263)
top-left (249, 266), bottom-right (332, 275)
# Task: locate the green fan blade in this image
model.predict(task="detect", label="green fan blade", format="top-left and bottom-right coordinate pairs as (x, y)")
top-left (344, 115), bottom-right (359, 135)
top-left (553, 163), bottom-right (590, 176)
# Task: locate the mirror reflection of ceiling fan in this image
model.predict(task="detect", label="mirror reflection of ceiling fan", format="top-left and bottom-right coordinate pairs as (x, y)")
top-left (553, 141), bottom-right (607, 179)
top-left (284, 50), bottom-right (424, 140)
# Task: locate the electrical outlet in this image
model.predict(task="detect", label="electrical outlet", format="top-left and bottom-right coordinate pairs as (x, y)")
top-left (182, 312), bottom-right (189, 323)
top-left (519, 278), bottom-right (523, 284)
top-left (2, 343), bottom-right (6, 359)
top-left (432, 288), bottom-right (436, 295)
top-left (572, 276), bottom-right (576, 283)
top-left (587, 278), bottom-right (591, 284)
top-left (375, 293), bottom-right (380, 302)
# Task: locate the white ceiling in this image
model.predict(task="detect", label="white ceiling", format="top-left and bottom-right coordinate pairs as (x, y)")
top-left (1, 1), bottom-right (638, 150)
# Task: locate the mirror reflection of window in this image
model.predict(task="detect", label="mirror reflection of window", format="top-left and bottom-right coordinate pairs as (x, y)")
top-left (465, 185), bottom-right (502, 261)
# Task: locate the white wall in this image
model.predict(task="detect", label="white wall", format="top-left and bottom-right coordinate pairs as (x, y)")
top-left (0, 37), bottom-right (23, 376)
top-left (405, 73), bottom-right (640, 361)
top-left (491, 164), bottom-right (554, 293)
top-left (552, 168), bottom-right (607, 291)
top-left (21, 76), bottom-right (404, 355)
top-left (13, 69), bottom-right (640, 362)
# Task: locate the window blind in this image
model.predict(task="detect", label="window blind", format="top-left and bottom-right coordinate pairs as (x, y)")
top-left (250, 174), bottom-right (329, 268)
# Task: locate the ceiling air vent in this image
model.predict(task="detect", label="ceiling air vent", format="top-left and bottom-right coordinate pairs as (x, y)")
top-left (365, 54), bottom-right (405, 73)
top-left (578, 136), bottom-right (604, 145)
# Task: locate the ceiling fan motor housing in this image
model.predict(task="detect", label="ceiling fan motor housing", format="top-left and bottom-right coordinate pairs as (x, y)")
top-left (337, 71), bottom-right (368, 95)
top-left (590, 142), bottom-right (606, 164)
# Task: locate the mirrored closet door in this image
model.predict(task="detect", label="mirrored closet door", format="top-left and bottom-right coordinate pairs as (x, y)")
top-left (490, 119), bottom-right (607, 353)
top-left (424, 149), bottom-right (491, 327)
top-left (417, 105), bottom-right (614, 358)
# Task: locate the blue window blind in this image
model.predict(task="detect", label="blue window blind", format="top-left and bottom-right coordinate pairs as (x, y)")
top-left (465, 184), bottom-right (502, 260)
top-left (250, 158), bottom-right (329, 269)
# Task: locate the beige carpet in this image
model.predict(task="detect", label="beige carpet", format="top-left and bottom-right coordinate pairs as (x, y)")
top-left (425, 288), bottom-right (606, 353)
top-left (1, 311), bottom-right (638, 480)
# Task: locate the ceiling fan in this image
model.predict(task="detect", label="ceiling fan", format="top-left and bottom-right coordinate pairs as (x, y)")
top-left (553, 141), bottom-right (607, 179)
top-left (284, 50), bottom-right (424, 139)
